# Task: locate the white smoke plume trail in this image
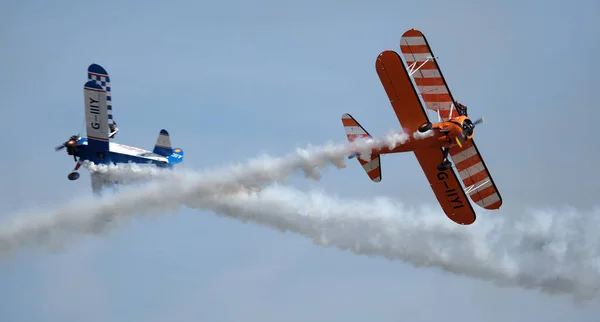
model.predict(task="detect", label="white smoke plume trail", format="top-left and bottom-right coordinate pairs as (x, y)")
top-left (188, 186), bottom-right (600, 302)
top-left (1, 132), bottom-right (414, 252)
top-left (2, 129), bottom-right (598, 302)
top-left (3, 175), bottom-right (598, 302)
top-left (85, 131), bottom-right (417, 189)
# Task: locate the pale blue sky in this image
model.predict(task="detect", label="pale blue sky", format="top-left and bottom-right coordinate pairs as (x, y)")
top-left (1, 0), bottom-right (600, 321)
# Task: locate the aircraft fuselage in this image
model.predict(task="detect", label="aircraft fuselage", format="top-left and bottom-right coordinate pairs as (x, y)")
top-left (371, 120), bottom-right (467, 155)
top-left (70, 137), bottom-right (171, 168)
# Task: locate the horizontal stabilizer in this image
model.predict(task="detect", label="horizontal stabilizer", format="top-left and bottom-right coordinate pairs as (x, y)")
top-left (168, 148), bottom-right (184, 164)
top-left (341, 113), bottom-right (381, 182)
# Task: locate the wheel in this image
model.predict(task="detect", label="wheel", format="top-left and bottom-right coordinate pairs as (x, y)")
top-left (437, 160), bottom-right (452, 171)
top-left (418, 121), bottom-right (432, 133)
top-left (67, 172), bottom-right (80, 181)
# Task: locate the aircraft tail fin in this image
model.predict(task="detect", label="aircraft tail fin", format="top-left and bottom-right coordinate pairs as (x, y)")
top-left (341, 113), bottom-right (381, 182)
top-left (153, 129), bottom-right (173, 156)
top-left (153, 129), bottom-right (184, 165)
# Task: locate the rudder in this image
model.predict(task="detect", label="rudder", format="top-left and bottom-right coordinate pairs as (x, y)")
top-left (341, 113), bottom-right (382, 182)
top-left (153, 129), bottom-right (173, 156)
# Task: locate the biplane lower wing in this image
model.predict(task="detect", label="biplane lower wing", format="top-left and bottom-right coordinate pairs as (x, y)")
top-left (414, 148), bottom-right (476, 224)
top-left (376, 50), bottom-right (428, 133)
top-left (449, 140), bottom-right (502, 210)
top-left (375, 50), bottom-right (476, 225)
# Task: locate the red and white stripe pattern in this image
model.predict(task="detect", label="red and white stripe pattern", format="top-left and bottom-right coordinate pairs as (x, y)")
top-left (341, 113), bottom-right (381, 182)
top-left (400, 29), bottom-right (458, 121)
top-left (399, 29), bottom-right (502, 210)
top-left (448, 137), bottom-right (501, 209)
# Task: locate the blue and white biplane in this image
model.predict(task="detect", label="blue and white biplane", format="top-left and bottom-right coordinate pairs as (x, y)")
top-left (55, 63), bottom-right (184, 193)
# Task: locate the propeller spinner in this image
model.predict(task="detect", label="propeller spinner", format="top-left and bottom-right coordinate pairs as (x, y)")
top-left (55, 135), bottom-right (81, 161)
top-left (455, 117), bottom-right (484, 148)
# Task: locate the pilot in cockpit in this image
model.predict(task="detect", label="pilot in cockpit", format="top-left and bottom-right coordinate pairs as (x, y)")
top-left (455, 101), bottom-right (468, 117)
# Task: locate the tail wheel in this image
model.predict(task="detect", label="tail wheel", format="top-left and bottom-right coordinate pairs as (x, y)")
top-left (418, 121), bottom-right (432, 133)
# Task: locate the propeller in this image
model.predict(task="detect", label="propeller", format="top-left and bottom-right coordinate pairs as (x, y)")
top-left (455, 117), bottom-right (484, 148)
top-left (472, 117), bottom-right (484, 126)
top-left (56, 135), bottom-right (80, 149)
top-left (55, 135), bottom-right (81, 161)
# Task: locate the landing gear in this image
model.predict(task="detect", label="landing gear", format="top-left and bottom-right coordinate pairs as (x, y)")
top-left (67, 161), bottom-right (82, 181)
top-left (68, 172), bottom-right (80, 181)
top-left (418, 121), bottom-right (432, 133)
top-left (437, 148), bottom-right (452, 171)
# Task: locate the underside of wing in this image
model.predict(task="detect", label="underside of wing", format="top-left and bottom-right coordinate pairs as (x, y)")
top-left (449, 140), bottom-right (502, 210)
top-left (87, 64), bottom-right (115, 128)
top-left (414, 147), bottom-right (476, 225)
top-left (84, 81), bottom-right (109, 152)
top-left (400, 29), bottom-right (458, 121)
top-left (375, 50), bottom-right (429, 133)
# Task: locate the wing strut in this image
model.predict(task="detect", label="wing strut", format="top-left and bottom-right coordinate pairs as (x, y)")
top-left (406, 56), bottom-right (436, 76)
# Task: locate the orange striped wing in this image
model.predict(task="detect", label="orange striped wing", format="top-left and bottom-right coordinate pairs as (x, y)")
top-left (400, 28), bottom-right (502, 210)
top-left (448, 141), bottom-right (502, 210)
top-left (400, 29), bottom-right (457, 120)
top-left (376, 50), bottom-right (476, 225)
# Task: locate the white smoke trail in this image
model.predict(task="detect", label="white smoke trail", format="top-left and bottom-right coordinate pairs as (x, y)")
top-left (3, 176), bottom-right (598, 302)
top-left (1, 129), bottom-right (598, 302)
top-left (189, 186), bottom-right (600, 302)
top-left (1, 132), bottom-right (413, 252)
top-left (84, 131), bottom-right (413, 189)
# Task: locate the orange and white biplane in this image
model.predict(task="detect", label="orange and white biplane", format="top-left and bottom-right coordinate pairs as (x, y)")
top-left (341, 29), bottom-right (502, 225)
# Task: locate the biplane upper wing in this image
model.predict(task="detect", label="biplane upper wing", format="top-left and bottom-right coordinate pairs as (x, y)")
top-left (400, 29), bottom-right (502, 210)
top-left (83, 80), bottom-right (109, 152)
top-left (87, 64), bottom-right (116, 129)
top-left (376, 50), bottom-right (476, 225)
top-left (399, 29), bottom-right (457, 121)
